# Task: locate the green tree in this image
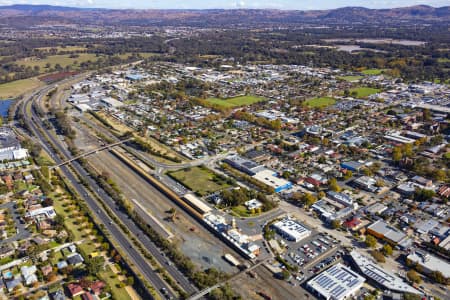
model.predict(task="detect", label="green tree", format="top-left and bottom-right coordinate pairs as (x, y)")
top-left (302, 192), bottom-right (317, 207)
top-left (392, 146), bottom-right (403, 162)
top-left (328, 178), bottom-right (341, 192)
top-left (407, 270), bottom-right (421, 284)
top-left (126, 276), bottom-right (134, 286)
top-left (382, 244), bottom-right (393, 256)
top-left (370, 250), bottom-right (385, 263)
top-left (331, 219), bottom-right (341, 229)
top-left (86, 256), bottom-right (105, 275)
top-left (365, 235), bottom-right (377, 248)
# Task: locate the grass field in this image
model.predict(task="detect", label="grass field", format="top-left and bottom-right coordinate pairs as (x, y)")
top-left (361, 69), bottom-right (387, 75)
top-left (437, 58), bottom-right (450, 63)
top-left (304, 97), bottom-right (336, 107)
top-left (0, 77), bottom-right (44, 99)
top-left (338, 75), bottom-right (363, 82)
top-left (205, 95), bottom-right (266, 107)
top-left (17, 53), bottom-right (100, 70)
top-left (168, 166), bottom-right (230, 196)
top-left (349, 87), bottom-right (381, 98)
top-left (98, 265), bottom-right (132, 300)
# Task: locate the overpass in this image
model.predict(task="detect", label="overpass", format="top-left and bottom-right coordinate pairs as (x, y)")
top-left (49, 138), bottom-right (133, 169)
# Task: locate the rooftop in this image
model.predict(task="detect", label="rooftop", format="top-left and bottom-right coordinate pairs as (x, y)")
top-left (407, 250), bottom-right (450, 278)
top-left (350, 250), bottom-right (421, 295)
top-left (367, 220), bottom-right (407, 243)
top-left (307, 263), bottom-right (365, 300)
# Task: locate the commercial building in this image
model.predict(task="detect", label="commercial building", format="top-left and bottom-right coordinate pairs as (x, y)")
top-left (272, 217), bottom-right (311, 242)
top-left (350, 251), bottom-right (422, 295)
top-left (0, 128), bottom-right (28, 161)
top-left (100, 97), bottom-right (124, 108)
top-left (252, 169), bottom-right (292, 193)
top-left (366, 220), bottom-right (412, 249)
top-left (327, 191), bottom-right (355, 208)
top-left (407, 250), bottom-right (450, 279)
top-left (306, 263), bottom-right (365, 300)
top-left (352, 176), bottom-right (378, 193)
top-left (340, 161), bottom-right (363, 172)
top-left (224, 155), bottom-right (292, 193)
top-left (224, 155), bottom-right (265, 175)
top-left (182, 193), bottom-right (212, 215)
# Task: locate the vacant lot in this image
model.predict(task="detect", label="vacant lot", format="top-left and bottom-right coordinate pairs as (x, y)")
top-left (304, 97), bottom-right (336, 107)
top-left (338, 75), bottom-right (363, 82)
top-left (0, 77), bottom-right (44, 98)
top-left (350, 87), bottom-right (381, 98)
top-left (206, 95), bottom-right (265, 107)
top-left (169, 166), bottom-right (230, 196)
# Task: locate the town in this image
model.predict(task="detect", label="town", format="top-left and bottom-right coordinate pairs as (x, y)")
top-left (0, 3), bottom-right (448, 300)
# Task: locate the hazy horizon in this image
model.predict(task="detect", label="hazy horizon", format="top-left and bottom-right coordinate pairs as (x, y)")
top-left (0, 0), bottom-right (448, 10)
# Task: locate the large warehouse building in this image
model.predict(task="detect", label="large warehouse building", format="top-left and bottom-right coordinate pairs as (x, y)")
top-left (350, 250), bottom-right (422, 295)
top-left (224, 155), bottom-right (292, 193)
top-left (272, 217), bottom-right (311, 242)
top-left (306, 263), bottom-right (365, 300)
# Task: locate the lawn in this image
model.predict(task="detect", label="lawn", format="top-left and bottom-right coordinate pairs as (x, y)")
top-left (231, 205), bottom-right (262, 218)
top-left (98, 265), bottom-right (132, 300)
top-left (168, 166), bottom-right (230, 196)
top-left (349, 87), bottom-right (381, 98)
top-left (304, 97), bottom-right (336, 107)
top-left (338, 75), bottom-right (363, 82)
top-left (361, 69), bottom-right (387, 75)
top-left (0, 77), bottom-right (45, 99)
top-left (205, 95), bottom-right (266, 107)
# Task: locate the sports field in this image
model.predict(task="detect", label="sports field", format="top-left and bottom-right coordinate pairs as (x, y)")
top-left (349, 87), bottom-right (381, 98)
top-left (362, 69), bottom-right (386, 75)
top-left (304, 97), bottom-right (336, 107)
top-left (0, 77), bottom-right (44, 99)
top-left (338, 75), bottom-right (363, 82)
top-left (205, 95), bottom-right (266, 107)
top-left (168, 166), bottom-right (230, 196)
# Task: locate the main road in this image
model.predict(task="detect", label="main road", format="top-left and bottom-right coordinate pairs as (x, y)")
top-left (19, 83), bottom-right (190, 299)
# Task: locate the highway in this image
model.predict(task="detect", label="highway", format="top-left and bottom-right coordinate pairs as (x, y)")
top-left (19, 84), bottom-right (189, 299)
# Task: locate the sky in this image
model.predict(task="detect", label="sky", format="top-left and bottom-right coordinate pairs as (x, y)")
top-left (0, 0), bottom-right (448, 10)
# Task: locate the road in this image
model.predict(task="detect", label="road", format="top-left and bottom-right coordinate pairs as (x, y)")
top-left (19, 84), bottom-right (185, 299)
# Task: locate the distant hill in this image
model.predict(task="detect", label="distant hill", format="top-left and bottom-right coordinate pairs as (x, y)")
top-left (0, 4), bottom-right (448, 27)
